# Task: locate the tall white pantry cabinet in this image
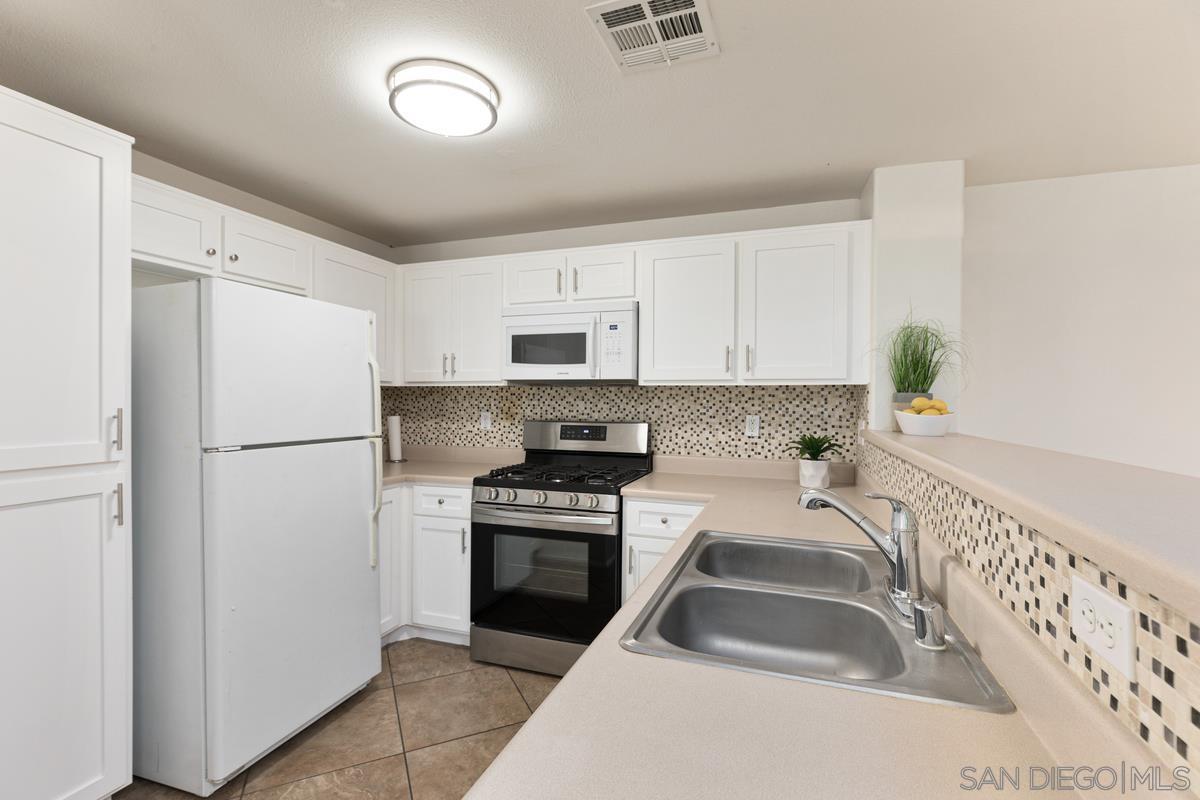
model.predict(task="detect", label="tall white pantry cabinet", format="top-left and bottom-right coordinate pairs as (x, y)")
top-left (0, 85), bottom-right (133, 800)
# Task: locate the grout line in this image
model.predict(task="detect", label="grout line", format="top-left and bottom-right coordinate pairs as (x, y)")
top-left (505, 668), bottom-right (534, 715)
top-left (390, 663), bottom-right (487, 690)
top-left (386, 645), bottom-right (417, 800)
top-left (402, 721), bottom-right (526, 755)
top-left (241, 752), bottom-right (408, 799)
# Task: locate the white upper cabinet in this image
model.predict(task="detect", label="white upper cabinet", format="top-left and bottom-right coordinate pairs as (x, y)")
top-left (452, 261), bottom-right (503, 382)
top-left (503, 254), bottom-right (566, 304)
top-left (404, 261), bottom-right (503, 384)
top-left (0, 84), bottom-right (131, 800)
top-left (738, 229), bottom-right (850, 381)
top-left (638, 238), bottom-right (737, 383)
top-left (132, 177), bottom-right (221, 274)
top-left (568, 248), bottom-right (636, 300)
top-left (0, 88), bottom-right (130, 473)
top-left (403, 266), bottom-right (454, 382)
top-left (221, 212), bottom-right (314, 295)
top-left (313, 243), bottom-right (396, 383)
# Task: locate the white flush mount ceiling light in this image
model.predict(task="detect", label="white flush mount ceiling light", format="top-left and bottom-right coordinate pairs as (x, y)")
top-left (388, 58), bottom-right (500, 137)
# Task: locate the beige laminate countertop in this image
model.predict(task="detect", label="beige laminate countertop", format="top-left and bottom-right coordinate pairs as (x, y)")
top-left (381, 459), bottom-right (501, 488)
top-left (469, 471), bottom-right (1074, 800)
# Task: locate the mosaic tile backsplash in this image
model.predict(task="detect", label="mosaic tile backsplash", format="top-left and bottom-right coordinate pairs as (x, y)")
top-left (860, 441), bottom-right (1200, 781)
top-left (382, 385), bottom-right (867, 460)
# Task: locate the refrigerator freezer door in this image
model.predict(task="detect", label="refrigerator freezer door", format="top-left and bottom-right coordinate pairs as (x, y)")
top-left (201, 278), bottom-right (380, 449)
top-left (202, 438), bottom-right (381, 781)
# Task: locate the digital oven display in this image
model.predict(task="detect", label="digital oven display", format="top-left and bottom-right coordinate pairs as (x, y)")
top-left (560, 424), bottom-right (607, 441)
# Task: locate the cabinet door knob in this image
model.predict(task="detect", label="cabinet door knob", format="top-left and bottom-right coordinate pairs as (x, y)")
top-left (228, 253), bottom-right (240, 262)
top-left (437, 498), bottom-right (445, 505)
top-left (661, 516), bottom-right (669, 525)
top-left (206, 248), bottom-right (217, 257)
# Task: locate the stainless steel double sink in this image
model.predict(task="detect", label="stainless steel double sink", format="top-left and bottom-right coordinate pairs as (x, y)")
top-left (620, 531), bottom-right (1013, 712)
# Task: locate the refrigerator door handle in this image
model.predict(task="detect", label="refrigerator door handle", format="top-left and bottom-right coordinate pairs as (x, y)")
top-left (367, 361), bottom-right (382, 438)
top-left (369, 438), bottom-right (382, 568)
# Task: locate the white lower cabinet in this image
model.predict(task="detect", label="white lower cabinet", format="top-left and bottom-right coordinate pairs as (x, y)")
top-left (624, 534), bottom-right (676, 602)
top-left (378, 487), bottom-right (404, 635)
top-left (0, 472), bottom-right (130, 800)
top-left (622, 498), bottom-right (704, 601)
top-left (411, 513), bottom-right (471, 633)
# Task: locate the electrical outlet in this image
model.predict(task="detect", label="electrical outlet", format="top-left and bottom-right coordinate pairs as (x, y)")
top-left (1070, 575), bottom-right (1136, 679)
top-left (479, 411), bottom-right (493, 430)
top-left (744, 415), bottom-right (760, 437)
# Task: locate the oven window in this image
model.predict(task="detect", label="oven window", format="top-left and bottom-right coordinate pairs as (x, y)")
top-left (494, 533), bottom-right (589, 602)
top-left (511, 331), bottom-right (587, 365)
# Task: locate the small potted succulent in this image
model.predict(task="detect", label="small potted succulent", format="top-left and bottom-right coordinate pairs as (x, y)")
top-left (883, 314), bottom-right (961, 428)
top-left (785, 434), bottom-right (844, 489)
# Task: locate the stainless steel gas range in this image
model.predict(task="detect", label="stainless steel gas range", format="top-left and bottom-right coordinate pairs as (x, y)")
top-left (469, 420), bottom-right (651, 676)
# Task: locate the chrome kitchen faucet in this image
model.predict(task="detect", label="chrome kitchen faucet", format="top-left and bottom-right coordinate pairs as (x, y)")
top-left (799, 489), bottom-right (947, 650)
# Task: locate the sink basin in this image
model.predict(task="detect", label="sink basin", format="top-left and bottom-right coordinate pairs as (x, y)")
top-left (694, 538), bottom-right (872, 593)
top-left (658, 586), bottom-right (904, 681)
top-left (621, 530), bottom-right (1013, 713)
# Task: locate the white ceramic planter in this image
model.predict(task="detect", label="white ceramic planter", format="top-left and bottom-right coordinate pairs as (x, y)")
top-left (798, 459), bottom-right (831, 489)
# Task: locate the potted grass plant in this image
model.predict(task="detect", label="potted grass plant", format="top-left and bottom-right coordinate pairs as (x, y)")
top-left (883, 314), bottom-right (961, 425)
top-left (785, 434), bottom-right (844, 489)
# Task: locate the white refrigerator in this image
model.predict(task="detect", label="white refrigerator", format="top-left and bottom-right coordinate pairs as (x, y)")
top-left (131, 278), bottom-right (383, 797)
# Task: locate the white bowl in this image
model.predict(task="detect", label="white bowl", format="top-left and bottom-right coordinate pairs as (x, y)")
top-left (894, 409), bottom-right (954, 437)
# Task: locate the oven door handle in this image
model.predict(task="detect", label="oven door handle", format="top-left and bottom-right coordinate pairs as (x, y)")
top-left (472, 506), bottom-right (619, 535)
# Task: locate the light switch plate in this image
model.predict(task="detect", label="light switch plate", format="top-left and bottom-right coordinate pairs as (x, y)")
top-left (1070, 575), bottom-right (1136, 679)
top-left (479, 411), bottom-right (493, 430)
top-left (744, 415), bottom-right (760, 437)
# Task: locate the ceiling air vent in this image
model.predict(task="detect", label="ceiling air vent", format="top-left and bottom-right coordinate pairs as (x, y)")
top-left (586, 0), bottom-right (720, 73)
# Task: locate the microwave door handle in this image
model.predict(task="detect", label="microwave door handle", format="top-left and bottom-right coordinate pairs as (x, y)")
top-left (591, 316), bottom-right (599, 379)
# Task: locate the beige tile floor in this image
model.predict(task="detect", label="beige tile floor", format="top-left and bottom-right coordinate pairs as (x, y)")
top-left (116, 639), bottom-right (560, 800)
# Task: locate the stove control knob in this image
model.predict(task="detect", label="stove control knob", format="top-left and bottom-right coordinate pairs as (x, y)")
top-left (566, 493), bottom-right (580, 507)
top-left (586, 494), bottom-right (599, 509)
top-left (533, 490), bottom-right (547, 505)
top-left (504, 489), bottom-right (518, 503)
top-left (485, 487), bottom-right (499, 501)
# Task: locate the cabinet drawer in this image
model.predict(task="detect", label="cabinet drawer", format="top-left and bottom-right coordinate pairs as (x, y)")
top-left (624, 498), bottom-right (704, 539)
top-left (412, 485), bottom-right (472, 519)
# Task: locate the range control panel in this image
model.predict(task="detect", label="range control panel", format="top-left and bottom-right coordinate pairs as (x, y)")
top-left (560, 424), bottom-right (608, 441)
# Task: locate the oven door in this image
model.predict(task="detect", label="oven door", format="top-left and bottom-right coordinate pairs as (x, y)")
top-left (503, 312), bottom-right (597, 381)
top-left (471, 505), bottom-right (620, 645)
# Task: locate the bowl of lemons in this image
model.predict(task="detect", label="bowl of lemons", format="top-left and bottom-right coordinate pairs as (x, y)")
top-left (894, 397), bottom-right (954, 436)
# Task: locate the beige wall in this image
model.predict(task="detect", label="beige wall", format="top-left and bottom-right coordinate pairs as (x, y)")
top-left (132, 151), bottom-right (395, 260)
top-left (386, 199), bottom-right (862, 263)
top-left (960, 164), bottom-right (1200, 477)
top-left (862, 161), bottom-right (965, 430)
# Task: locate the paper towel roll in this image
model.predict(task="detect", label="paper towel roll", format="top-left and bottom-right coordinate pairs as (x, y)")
top-left (387, 416), bottom-right (404, 462)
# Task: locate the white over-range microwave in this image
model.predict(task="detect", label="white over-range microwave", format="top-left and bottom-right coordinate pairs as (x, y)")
top-left (501, 300), bottom-right (638, 382)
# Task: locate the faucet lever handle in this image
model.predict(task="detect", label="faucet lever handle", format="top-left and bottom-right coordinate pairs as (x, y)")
top-left (864, 492), bottom-right (919, 533)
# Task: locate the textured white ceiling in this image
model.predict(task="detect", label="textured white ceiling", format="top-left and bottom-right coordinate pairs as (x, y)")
top-left (0, 0), bottom-right (1197, 246)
